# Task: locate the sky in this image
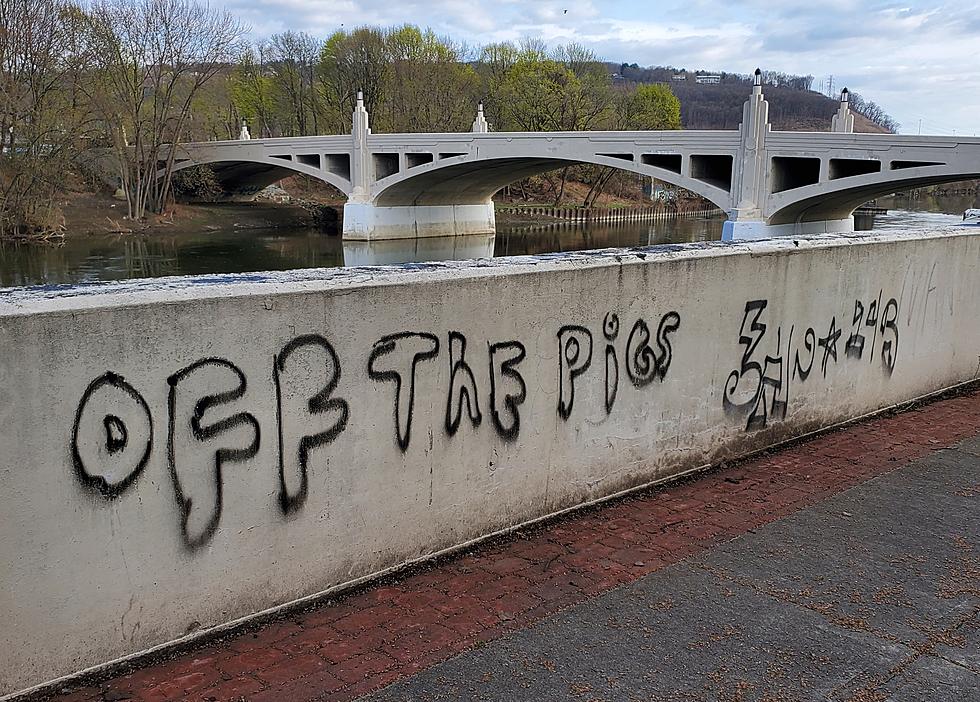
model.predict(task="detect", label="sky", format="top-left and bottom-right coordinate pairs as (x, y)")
top-left (222, 0), bottom-right (980, 136)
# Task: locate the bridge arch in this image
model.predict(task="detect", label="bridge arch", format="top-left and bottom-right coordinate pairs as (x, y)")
top-left (167, 154), bottom-right (353, 200)
top-left (370, 154), bottom-right (733, 213)
top-left (767, 167), bottom-right (980, 225)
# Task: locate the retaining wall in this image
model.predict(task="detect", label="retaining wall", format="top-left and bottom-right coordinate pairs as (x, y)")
top-left (2, 229), bottom-right (979, 698)
top-left (495, 204), bottom-right (723, 223)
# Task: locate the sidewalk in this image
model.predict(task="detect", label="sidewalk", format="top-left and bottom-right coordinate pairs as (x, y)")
top-left (48, 387), bottom-right (980, 702)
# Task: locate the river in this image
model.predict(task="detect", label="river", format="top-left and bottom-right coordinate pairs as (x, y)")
top-left (0, 206), bottom-right (969, 289)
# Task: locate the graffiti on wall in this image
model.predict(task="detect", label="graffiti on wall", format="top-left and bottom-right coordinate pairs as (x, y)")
top-left (69, 311), bottom-right (681, 550)
top-left (724, 293), bottom-right (900, 432)
top-left (274, 335), bottom-right (349, 516)
top-left (67, 284), bottom-right (910, 550)
top-left (72, 372), bottom-right (153, 500)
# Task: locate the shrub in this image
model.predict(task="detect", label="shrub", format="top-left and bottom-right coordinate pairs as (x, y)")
top-left (170, 165), bottom-right (222, 199)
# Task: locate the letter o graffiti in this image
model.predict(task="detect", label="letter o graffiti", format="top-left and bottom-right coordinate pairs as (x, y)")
top-left (564, 336), bottom-right (581, 364)
top-left (603, 312), bottom-right (620, 341)
top-left (71, 372), bottom-right (153, 499)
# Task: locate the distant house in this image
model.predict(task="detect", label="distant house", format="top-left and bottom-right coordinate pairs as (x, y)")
top-left (695, 74), bottom-right (721, 85)
top-left (671, 74), bottom-right (686, 81)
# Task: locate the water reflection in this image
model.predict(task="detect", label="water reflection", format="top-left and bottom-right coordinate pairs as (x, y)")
top-left (864, 209), bottom-right (964, 231)
top-left (0, 208), bottom-right (966, 289)
top-left (343, 233), bottom-right (495, 266)
top-left (495, 214), bottom-right (721, 256)
top-left (0, 229), bottom-right (343, 288)
top-left (0, 214), bottom-right (725, 288)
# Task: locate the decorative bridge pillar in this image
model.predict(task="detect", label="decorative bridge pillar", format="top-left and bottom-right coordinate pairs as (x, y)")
top-left (343, 101), bottom-right (495, 240)
top-left (831, 88), bottom-right (855, 133)
top-left (722, 69), bottom-right (770, 241)
top-left (349, 92), bottom-right (372, 203)
top-left (722, 73), bottom-right (856, 241)
top-left (472, 103), bottom-right (490, 133)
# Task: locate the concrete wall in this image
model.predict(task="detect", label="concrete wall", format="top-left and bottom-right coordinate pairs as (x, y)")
top-left (2, 230), bottom-right (979, 698)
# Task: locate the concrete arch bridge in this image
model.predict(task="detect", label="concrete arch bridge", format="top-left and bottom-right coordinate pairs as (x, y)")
top-left (164, 74), bottom-right (980, 241)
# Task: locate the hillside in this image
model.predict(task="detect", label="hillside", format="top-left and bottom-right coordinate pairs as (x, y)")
top-left (673, 82), bottom-right (890, 133)
top-left (606, 64), bottom-right (895, 133)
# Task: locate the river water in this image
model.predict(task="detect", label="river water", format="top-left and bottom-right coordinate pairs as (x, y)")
top-left (0, 207), bottom-right (968, 289)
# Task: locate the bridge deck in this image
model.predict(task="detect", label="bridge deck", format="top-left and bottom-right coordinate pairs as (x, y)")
top-left (178, 129), bottom-right (980, 150)
top-left (46, 385), bottom-right (980, 702)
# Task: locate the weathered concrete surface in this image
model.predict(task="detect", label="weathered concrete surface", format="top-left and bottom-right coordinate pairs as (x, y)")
top-left (1, 229), bottom-right (979, 698)
top-left (342, 234), bottom-right (495, 266)
top-left (366, 435), bottom-right (980, 702)
top-left (342, 203), bottom-right (496, 240)
top-left (36, 385), bottom-right (980, 702)
top-left (722, 215), bottom-right (854, 241)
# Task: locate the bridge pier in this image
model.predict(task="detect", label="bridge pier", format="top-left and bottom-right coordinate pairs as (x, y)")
top-left (721, 77), bottom-right (859, 242)
top-left (342, 202), bottom-right (496, 240)
top-left (343, 94), bottom-right (497, 240)
top-left (721, 216), bottom-right (855, 241)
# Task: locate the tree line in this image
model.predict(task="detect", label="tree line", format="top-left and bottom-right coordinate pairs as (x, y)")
top-left (228, 30), bottom-right (681, 138)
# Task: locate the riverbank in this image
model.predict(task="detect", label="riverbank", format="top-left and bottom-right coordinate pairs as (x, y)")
top-left (47, 191), bottom-right (336, 238)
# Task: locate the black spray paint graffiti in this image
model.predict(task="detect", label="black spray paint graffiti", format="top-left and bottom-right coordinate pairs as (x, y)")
top-left (625, 312), bottom-right (681, 388)
top-left (557, 325), bottom-right (593, 420)
top-left (367, 332), bottom-right (440, 452)
top-left (844, 295), bottom-right (900, 372)
top-left (71, 372), bottom-right (153, 499)
top-left (488, 340), bottom-right (527, 441)
top-left (603, 313), bottom-right (619, 414)
top-left (168, 358), bottom-right (260, 550)
top-left (274, 334), bottom-right (349, 515)
top-left (445, 331), bottom-right (482, 436)
top-left (816, 317), bottom-right (842, 376)
top-left (71, 334), bottom-right (351, 550)
top-left (70, 314), bottom-right (683, 549)
top-left (369, 331), bottom-right (528, 447)
top-left (560, 312), bottom-right (682, 420)
top-left (724, 300), bottom-right (781, 432)
top-left (725, 294), bottom-right (901, 432)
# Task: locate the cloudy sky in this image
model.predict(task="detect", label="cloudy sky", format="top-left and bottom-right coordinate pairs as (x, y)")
top-left (224, 0), bottom-right (980, 136)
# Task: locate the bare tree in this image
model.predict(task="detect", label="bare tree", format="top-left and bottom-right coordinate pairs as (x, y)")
top-left (267, 31), bottom-right (321, 135)
top-left (89, 0), bottom-right (246, 220)
top-left (318, 27), bottom-right (389, 127)
top-left (0, 0), bottom-right (93, 237)
top-left (383, 26), bottom-right (479, 133)
top-left (477, 41), bottom-right (518, 129)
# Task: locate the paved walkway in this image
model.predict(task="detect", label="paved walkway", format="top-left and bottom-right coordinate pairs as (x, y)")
top-left (48, 389), bottom-right (980, 702)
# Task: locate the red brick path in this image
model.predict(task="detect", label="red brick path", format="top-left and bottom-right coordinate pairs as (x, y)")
top-left (50, 388), bottom-right (980, 702)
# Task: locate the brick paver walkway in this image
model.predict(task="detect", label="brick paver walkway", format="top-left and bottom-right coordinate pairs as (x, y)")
top-left (46, 387), bottom-right (980, 702)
